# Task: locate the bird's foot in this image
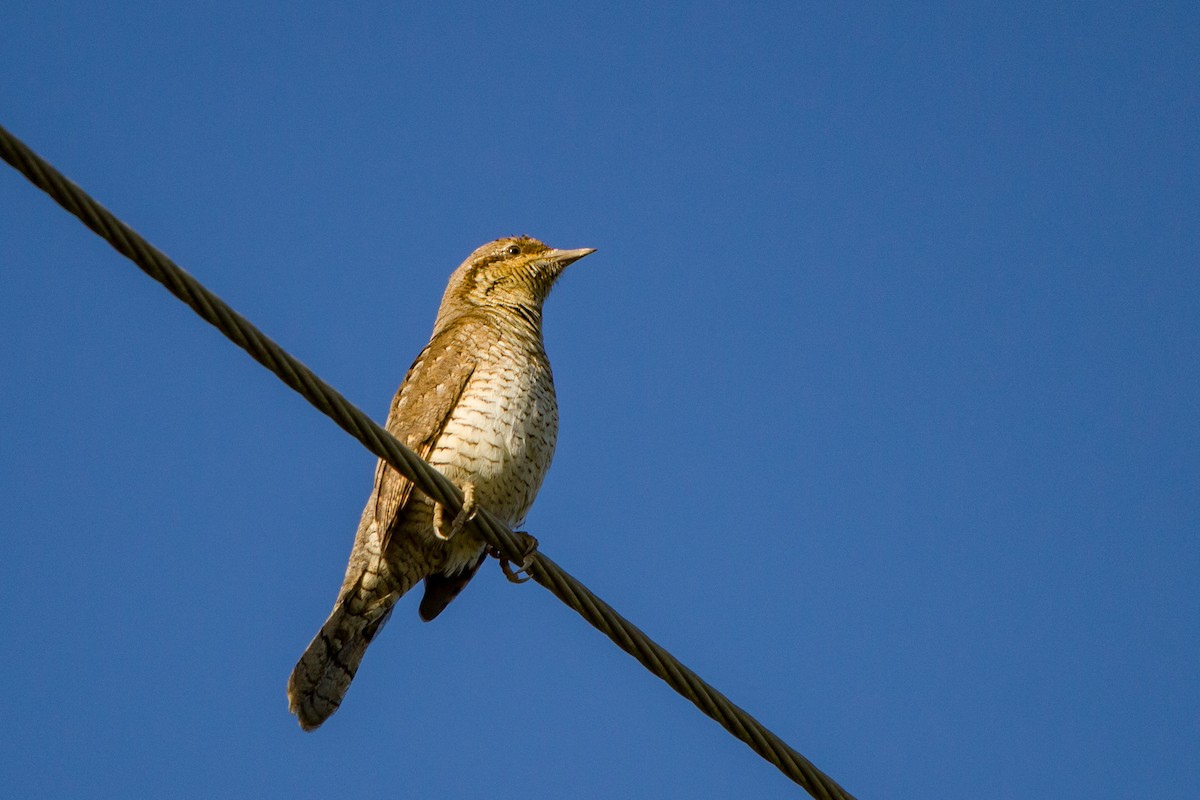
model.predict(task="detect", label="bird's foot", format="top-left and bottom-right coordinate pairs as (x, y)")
top-left (488, 531), bottom-right (539, 584)
top-left (434, 482), bottom-right (477, 541)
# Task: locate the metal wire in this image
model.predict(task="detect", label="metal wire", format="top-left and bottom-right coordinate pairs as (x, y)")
top-left (1, 121), bottom-right (858, 800)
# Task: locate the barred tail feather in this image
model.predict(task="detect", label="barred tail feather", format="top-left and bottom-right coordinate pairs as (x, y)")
top-left (287, 599), bottom-right (392, 731)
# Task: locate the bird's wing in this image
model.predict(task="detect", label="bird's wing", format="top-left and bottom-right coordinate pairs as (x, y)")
top-left (374, 317), bottom-right (491, 552)
top-left (418, 551), bottom-right (488, 622)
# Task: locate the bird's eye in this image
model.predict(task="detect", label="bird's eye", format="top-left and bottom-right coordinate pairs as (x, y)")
top-left (506, 245), bottom-right (521, 256)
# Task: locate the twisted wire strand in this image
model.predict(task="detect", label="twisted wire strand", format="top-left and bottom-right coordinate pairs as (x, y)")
top-left (1, 122), bottom-right (857, 800)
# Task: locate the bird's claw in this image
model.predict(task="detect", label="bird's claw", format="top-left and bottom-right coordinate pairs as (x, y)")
top-left (488, 531), bottom-right (539, 584)
top-left (499, 555), bottom-right (533, 584)
top-left (434, 482), bottom-right (476, 541)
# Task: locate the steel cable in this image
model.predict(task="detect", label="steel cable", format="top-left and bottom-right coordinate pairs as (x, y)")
top-left (1, 122), bottom-right (857, 800)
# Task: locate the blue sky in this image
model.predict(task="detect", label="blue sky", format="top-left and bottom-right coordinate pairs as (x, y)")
top-left (2, 3), bottom-right (1197, 798)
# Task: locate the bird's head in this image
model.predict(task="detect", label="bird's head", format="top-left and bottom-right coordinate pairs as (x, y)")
top-left (436, 236), bottom-right (594, 329)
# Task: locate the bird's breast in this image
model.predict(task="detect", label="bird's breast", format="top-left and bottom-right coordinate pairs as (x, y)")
top-left (426, 341), bottom-right (558, 528)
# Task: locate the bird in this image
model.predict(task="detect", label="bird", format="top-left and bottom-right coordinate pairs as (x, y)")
top-left (287, 235), bottom-right (594, 731)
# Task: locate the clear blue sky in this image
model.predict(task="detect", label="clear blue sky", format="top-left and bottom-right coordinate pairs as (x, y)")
top-left (2, 3), bottom-right (1196, 798)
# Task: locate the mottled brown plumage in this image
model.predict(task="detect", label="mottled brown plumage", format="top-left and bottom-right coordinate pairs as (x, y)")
top-left (287, 236), bottom-right (593, 730)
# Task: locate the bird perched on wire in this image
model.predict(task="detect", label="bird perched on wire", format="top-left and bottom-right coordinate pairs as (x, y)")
top-left (287, 235), bottom-right (594, 731)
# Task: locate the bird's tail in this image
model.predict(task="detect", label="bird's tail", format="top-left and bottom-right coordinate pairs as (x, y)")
top-left (287, 580), bottom-right (399, 731)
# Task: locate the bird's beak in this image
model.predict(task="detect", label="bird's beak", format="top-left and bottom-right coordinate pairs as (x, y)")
top-left (547, 247), bottom-right (596, 267)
